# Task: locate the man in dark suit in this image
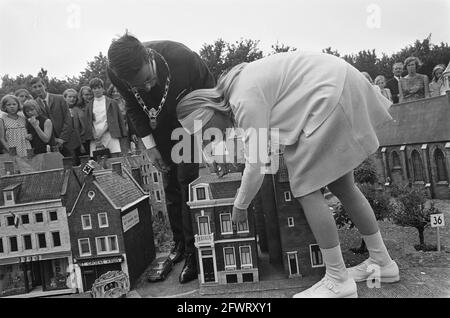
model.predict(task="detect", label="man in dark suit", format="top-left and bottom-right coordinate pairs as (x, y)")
top-left (107, 33), bottom-right (215, 284)
top-left (30, 77), bottom-right (74, 157)
top-left (385, 62), bottom-right (404, 104)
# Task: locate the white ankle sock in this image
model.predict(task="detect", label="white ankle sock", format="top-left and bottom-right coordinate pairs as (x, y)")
top-left (362, 231), bottom-right (392, 266)
top-left (320, 245), bottom-right (348, 282)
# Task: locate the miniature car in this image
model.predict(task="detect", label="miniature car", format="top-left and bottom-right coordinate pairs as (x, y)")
top-left (147, 258), bottom-right (173, 282)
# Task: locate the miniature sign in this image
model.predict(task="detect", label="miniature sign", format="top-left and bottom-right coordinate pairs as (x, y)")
top-left (122, 209), bottom-right (140, 232)
top-left (430, 213), bottom-right (445, 228)
top-left (91, 270), bottom-right (130, 298)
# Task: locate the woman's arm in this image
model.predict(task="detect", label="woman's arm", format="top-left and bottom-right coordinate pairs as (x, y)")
top-left (30, 118), bottom-right (53, 143)
top-left (386, 88), bottom-right (393, 101)
top-left (0, 119), bottom-right (9, 151)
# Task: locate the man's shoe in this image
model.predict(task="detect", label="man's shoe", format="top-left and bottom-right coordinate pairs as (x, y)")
top-left (179, 253), bottom-right (197, 284)
top-left (293, 276), bottom-right (357, 298)
top-left (168, 241), bottom-right (185, 264)
top-left (347, 258), bottom-right (400, 283)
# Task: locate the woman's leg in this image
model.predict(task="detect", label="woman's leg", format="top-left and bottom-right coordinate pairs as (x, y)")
top-left (294, 190), bottom-right (356, 298)
top-left (327, 171), bottom-right (399, 283)
top-left (327, 171), bottom-right (378, 236)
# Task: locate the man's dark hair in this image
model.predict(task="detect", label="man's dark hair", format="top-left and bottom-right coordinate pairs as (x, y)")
top-left (108, 33), bottom-right (148, 81)
top-left (89, 77), bottom-right (104, 89)
top-left (30, 77), bottom-right (45, 86)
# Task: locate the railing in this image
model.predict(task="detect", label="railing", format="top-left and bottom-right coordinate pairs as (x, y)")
top-left (194, 233), bottom-right (215, 247)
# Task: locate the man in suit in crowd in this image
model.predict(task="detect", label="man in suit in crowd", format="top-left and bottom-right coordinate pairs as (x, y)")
top-left (107, 33), bottom-right (215, 284)
top-left (385, 62), bottom-right (404, 104)
top-left (30, 77), bottom-right (75, 156)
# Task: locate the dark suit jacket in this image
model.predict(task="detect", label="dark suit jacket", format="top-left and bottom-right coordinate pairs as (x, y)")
top-left (36, 93), bottom-right (73, 143)
top-left (386, 77), bottom-right (400, 104)
top-left (107, 40), bottom-right (215, 163)
top-left (84, 96), bottom-right (127, 141)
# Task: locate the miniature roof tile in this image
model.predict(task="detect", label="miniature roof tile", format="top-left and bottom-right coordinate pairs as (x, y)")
top-left (376, 95), bottom-right (450, 146)
top-left (191, 173), bottom-right (242, 200)
top-left (94, 169), bottom-right (146, 208)
top-left (0, 169), bottom-right (65, 206)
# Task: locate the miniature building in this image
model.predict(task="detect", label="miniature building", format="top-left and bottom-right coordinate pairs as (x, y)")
top-left (0, 166), bottom-right (76, 297)
top-left (187, 173), bottom-right (259, 285)
top-left (65, 158), bottom-right (155, 292)
top-left (255, 153), bottom-right (326, 278)
top-left (374, 93), bottom-right (450, 199)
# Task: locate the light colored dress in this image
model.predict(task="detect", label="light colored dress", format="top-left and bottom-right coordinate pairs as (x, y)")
top-left (230, 51), bottom-right (392, 209)
top-left (2, 115), bottom-right (32, 157)
top-left (399, 74), bottom-right (428, 102)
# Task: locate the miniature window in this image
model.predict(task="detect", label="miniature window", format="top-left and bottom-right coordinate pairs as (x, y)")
top-left (96, 237), bottom-right (107, 253)
top-left (108, 236), bottom-right (118, 252)
top-left (223, 247), bottom-right (236, 269)
top-left (6, 216), bottom-right (15, 227)
top-left (288, 253), bottom-right (299, 275)
top-left (153, 172), bottom-right (159, 183)
top-left (392, 151), bottom-right (401, 168)
top-left (21, 214), bottom-right (29, 224)
top-left (5, 192), bottom-right (12, 201)
top-left (435, 149), bottom-right (448, 182)
top-left (78, 238), bottom-right (91, 256)
top-left (288, 217), bottom-right (295, 227)
top-left (284, 191), bottom-right (292, 202)
top-left (242, 273), bottom-right (254, 283)
top-left (35, 212), bottom-right (44, 223)
top-left (155, 190), bottom-right (162, 202)
top-left (98, 213), bottom-right (109, 228)
top-left (49, 211), bottom-right (58, 221)
top-left (411, 150), bottom-right (424, 182)
top-left (81, 215), bottom-right (92, 230)
top-left (220, 214), bottom-right (233, 234)
top-left (237, 219), bottom-right (249, 233)
top-left (52, 232), bottom-right (61, 247)
top-left (310, 244), bottom-right (324, 268)
top-left (196, 187), bottom-right (206, 200)
top-left (37, 233), bottom-right (47, 249)
top-left (198, 216), bottom-right (210, 235)
top-left (9, 236), bottom-right (18, 252)
top-left (23, 235), bottom-right (32, 250)
top-left (0, 238), bottom-right (3, 253)
top-left (226, 274), bottom-right (238, 284)
top-left (239, 246), bottom-right (252, 268)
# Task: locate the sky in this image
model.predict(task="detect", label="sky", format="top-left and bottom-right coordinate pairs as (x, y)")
top-left (0, 0), bottom-right (449, 80)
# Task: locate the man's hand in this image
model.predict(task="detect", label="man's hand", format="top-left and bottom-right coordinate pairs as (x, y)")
top-left (147, 147), bottom-right (170, 173)
top-left (55, 138), bottom-right (64, 148)
top-left (232, 206), bottom-right (248, 224)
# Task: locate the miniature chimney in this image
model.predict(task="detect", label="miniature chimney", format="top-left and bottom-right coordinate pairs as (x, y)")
top-left (62, 157), bottom-right (73, 170)
top-left (112, 162), bottom-right (122, 176)
top-left (131, 167), bottom-right (143, 187)
top-left (79, 155), bottom-right (90, 167)
top-left (9, 147), bottom-right (17, 157)
top-left (4, 161), bottom-right (14, 175)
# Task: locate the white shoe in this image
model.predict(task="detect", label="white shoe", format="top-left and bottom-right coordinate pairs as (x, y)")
top-left (293, 276), bottom-right (357, 298)
top-left (347, 259), bottom-right (400, 283)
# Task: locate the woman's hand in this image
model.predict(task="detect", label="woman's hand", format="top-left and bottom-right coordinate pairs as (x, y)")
top-left (232, 206), bottom-right (248, 224)
top-left (28, 116), bottom-right (39, 128)
top-left (25, 134), bottom-right (33, 141)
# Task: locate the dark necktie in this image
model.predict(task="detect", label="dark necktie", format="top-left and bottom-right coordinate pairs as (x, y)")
top-left (42, 99), bottom-right (50, 116)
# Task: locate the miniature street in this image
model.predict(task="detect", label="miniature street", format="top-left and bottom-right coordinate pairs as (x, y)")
top-left (121, 200), bottom-right (450, 298)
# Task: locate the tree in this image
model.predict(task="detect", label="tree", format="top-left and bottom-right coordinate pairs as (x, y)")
top-left (270, 42), bottom-right (297, 55)
top-left (390, 185), bottom-right (440, 250)
top-left (199, 38), bottom-right (263, 81)
top-left (78, 52), bottom-right (110, 88)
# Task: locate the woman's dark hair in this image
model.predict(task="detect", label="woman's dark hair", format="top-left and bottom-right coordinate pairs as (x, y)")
top-left (89, 77), bottom-right (104, 89)
top-left (108, 32), bottom-right (148, 81)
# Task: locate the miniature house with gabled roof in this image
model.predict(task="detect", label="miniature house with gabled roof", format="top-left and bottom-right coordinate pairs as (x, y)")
top-left (187, 173), bottom-right (259, 285)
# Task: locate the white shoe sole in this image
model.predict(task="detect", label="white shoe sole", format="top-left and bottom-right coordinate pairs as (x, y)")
top-left (354, 274), bottom-right (400, 283)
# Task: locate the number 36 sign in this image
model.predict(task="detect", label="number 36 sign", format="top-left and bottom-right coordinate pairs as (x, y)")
top-left (430, 214), bottom-right (445, 228)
